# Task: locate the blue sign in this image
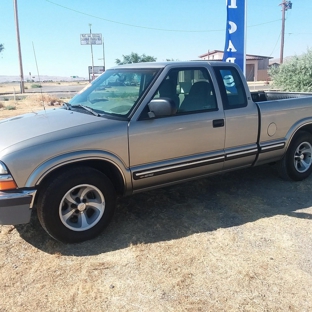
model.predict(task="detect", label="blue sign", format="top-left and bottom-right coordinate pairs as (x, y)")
top-left (223, 0), bottom-right (246, 75)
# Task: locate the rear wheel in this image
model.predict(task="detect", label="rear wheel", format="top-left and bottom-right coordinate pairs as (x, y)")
top-left (37, 167), bottom-right (116, 243)
top-left (277, 131), bottom-right (312, 181)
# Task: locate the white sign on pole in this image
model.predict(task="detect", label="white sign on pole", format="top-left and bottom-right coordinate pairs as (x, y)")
top-left (88, 66), bottom-right (105, 74)
top-left (80, 33), bottom-right (102, 45)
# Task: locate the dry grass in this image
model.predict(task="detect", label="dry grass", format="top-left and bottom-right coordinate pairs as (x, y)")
top-left (0, 94), bottom-right (67, 120)
top-left (1, 104), bottom-right (312, 311)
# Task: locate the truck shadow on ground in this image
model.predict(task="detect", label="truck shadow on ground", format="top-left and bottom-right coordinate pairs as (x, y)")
top-left (15, 164), bottom-right (312, 255)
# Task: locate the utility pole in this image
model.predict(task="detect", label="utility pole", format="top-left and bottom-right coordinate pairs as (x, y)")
top-left (13, 0), bottom-right (24, 93)
top-left (280, 0), bottom-right (293, 64)
top-left (98, 39), bottom-right (105, 73)
top-left (89, 23), bottom-right (95, 80)
top-left (102, 40), bottom-right (105, 71)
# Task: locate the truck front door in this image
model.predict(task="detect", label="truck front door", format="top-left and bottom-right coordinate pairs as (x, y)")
top-left (129, 66), bottom-right (225, 192)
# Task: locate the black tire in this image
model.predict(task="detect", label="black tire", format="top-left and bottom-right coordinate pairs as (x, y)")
top-left (37, 167), bottom-right (116, 243)
top-left (277, 131), bottom-right (312, 181)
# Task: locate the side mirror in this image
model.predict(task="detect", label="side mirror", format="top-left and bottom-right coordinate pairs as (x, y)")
top-left (148, 98), bottom-right (177, 118)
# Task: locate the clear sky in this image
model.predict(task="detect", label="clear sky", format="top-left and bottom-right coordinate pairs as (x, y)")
top-left (0, 0), bottom-right (311, 78)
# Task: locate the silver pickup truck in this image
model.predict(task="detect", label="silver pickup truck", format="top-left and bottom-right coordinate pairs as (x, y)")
top-left (1, 61), bottom-right (312, 243)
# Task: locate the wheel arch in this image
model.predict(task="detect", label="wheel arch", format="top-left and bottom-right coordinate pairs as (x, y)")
top-left (285, 119), bottom-right (312, 150)
top-left (26, 152), bottom-right (132, 198)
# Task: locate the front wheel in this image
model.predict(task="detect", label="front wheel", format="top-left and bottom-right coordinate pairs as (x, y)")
top-left (37, 167), bottom-right (116, 243)
top-left (277, 131), bottom-right (312, 181)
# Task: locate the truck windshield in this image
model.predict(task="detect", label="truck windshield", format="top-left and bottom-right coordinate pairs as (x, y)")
top-left (69, 68), bottom-right (160, 117)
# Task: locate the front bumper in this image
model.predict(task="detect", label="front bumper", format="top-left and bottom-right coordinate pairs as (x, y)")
top-left (0, 190), bottom-right (36, 225)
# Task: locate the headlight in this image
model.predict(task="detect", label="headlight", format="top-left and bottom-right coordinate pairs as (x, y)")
top-left (0, 161), bottom-right (8, 174)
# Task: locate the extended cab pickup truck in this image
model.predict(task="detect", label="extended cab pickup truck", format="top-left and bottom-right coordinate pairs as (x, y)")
top-left (1, 61), bottom-right (312, 243)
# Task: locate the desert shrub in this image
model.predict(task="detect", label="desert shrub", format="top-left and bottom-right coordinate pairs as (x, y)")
top-left (5, 105), bottom-right (16, 110)
top-left (26, 94), bottom-right (63, 106)
top-left (269, 48), bottom-right (312, 92)
top-left (31, 84), bottom-right (42, 88)
top-left (0, 102), bottom-right (4, 108)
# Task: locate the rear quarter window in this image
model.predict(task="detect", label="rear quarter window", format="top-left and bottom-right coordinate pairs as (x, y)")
top-left (214, 67), bottom-right (247, 110)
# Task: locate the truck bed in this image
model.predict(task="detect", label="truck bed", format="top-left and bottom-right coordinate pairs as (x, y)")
top-left (251, 91), bottom-right (312, 102)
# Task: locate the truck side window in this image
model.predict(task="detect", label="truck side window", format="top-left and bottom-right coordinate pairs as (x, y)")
top-left (214, 67), bottom-right (247, 110)
top-left (152, 68), bottom-right (218, 114)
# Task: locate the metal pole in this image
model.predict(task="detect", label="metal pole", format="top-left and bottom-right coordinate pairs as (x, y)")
top-left (13, 0), bottom-right (24, 93)
top-left (102, 39), bottom-right (105, 71)
top-left (89, 24), bottom-right (95, 80)
top-left (243, 0), bottom-right (247, 77)
top-left (280, 0), bottom-right (286, 64)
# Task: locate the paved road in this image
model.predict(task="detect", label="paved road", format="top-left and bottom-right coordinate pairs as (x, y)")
top-left (0, 82), bottom-right (86, 101)
top-left (0, 91), bottom-right (78, 101)
top-left (26, 85), bottom-right (84, 93)
top-left (0, 83), bottom-right (83, 101)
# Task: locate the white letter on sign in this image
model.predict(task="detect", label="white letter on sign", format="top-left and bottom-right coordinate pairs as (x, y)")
top-left (225, 57), bottom-right (236, 63)
top-left (227, 40), bottom-right (237, 52)
top-left (228, 0), bottom-right (237, 8)
top-left (228, 21), bottom-right (237, 34)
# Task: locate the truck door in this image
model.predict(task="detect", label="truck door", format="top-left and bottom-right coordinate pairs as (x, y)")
top-left (128, 67), bottom-right (225, 192)
top-left (213, 66), bottom-right (259, 170)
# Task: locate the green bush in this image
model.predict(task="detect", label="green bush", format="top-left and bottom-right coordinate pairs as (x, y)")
top-left (31, 84), bottom-right (42, 88)
top-left (269, 48), bottom-right (312, 92)
top-left (5, 105), bottom-right (16, 110)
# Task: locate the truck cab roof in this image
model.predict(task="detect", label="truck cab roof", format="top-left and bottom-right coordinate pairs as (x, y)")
top-left (110, 60), bottom-right (233, 70)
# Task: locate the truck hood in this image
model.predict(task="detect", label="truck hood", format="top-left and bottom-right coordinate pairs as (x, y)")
top-left (0, 108), bottom-right (117, 153)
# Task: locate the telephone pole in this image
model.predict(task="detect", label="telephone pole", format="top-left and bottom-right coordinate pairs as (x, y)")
top-left (13, 0), bottom-right (24, 93)
top-left (89, 23), bottom-right (95, 80)
top-left (280, 1), bottom-right (293, 64)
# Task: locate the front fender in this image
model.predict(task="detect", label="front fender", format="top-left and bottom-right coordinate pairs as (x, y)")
top-left (25, 150), bottom-right (132, 193)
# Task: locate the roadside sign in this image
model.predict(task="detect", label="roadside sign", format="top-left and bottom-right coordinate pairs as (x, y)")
top-left (80, 33), bottom-right (102, 45)
top-left (88, 66), bottom-right (105, 75)
top-left (88, 66), bottom-right (105, 81)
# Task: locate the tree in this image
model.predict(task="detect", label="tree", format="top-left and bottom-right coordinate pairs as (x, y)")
top-left (115, 52), bottom-right (156, 65)
top-left (269, 48), bottom-right (312, 92)
top-left (0, 44), bottom-right (4, 53)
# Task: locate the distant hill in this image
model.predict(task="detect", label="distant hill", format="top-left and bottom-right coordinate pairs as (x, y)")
top-left (0, 75), bottom-right (87, 83)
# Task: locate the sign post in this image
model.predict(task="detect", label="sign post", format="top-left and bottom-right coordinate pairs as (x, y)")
top-left (80, 27), bottom-right (103, 81)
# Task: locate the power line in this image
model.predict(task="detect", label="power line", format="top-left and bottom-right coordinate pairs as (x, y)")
top-left (287, 33), bottom-right (312, 35)
top-left (269, 33), bottom-right (281, 57)
top-left (46, 0), bottom-right (280, 33)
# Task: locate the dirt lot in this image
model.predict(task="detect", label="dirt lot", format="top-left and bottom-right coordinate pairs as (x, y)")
top-left (1, 96), bottom-right (312, 311)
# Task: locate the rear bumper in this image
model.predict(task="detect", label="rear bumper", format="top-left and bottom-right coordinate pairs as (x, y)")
top-left (0, 190), bottom-right (36, 225)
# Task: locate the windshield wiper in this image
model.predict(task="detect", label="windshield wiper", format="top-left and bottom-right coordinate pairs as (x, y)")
top-left (63, 102), bottom-right (72, 110)
top-left (72, 104), bottom-right (102, 117)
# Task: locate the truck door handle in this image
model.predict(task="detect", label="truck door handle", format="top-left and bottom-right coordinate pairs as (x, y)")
top-left (213, 119), bottom-right (224, 128)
